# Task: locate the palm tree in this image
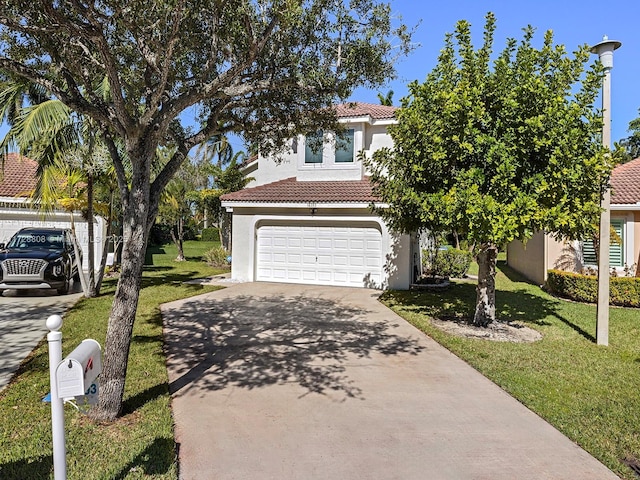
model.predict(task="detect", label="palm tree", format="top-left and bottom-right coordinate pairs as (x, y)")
top-left (377, 90), bottom-right (394, 106)
top-left (0, 82), bottom-right (115, 296)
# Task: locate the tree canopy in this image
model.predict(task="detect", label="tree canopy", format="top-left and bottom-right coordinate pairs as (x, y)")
top-left (368, 13), bottom-right (611, 326)
top-left (616, 108), bottom-right (640, 162)
top-left (1, 0), bottom-right (412, 420)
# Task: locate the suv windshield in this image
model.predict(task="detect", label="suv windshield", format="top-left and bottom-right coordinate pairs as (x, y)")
top-left (7, 232), bottom-right (65, 249)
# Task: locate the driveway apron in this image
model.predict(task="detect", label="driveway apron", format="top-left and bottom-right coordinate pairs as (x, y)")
top-left (162, 282), bottom-right (618, 480)
top-left (0, 287), bottom-right (82, 391)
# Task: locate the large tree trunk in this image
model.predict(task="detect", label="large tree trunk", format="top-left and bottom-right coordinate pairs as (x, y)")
top-left (90, 144), bottom-right (155, 422)
top-left (473, 243), bottom-right (498, 327)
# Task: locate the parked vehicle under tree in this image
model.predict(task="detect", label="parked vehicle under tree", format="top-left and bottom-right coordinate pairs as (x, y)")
top-left (0, 227), bottom-right (82, 295)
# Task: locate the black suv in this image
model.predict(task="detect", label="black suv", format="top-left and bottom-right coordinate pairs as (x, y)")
top-left (0, 227), bottom-right (82, 295)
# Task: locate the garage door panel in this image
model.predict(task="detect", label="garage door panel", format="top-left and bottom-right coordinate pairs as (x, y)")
top-left (257, 223), bottom-right (383, 288)
top-left (317, 255), bottom-right (332, 266)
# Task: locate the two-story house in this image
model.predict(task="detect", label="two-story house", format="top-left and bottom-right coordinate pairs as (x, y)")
top-left (220, 102), bottom-right (418, 289)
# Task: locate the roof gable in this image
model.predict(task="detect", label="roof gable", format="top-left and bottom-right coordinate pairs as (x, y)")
top-left (611, 157), bottom-right (640, 205)
top-left (0, 153), bottom-right (38, 197)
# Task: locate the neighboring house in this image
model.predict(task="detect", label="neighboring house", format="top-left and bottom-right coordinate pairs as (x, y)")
top-left (0, 152), bottom-right (105, 271)
top-left (507, 157), bottom-right (640, 284)
top-left (220, 102), bottom-right (419, 289)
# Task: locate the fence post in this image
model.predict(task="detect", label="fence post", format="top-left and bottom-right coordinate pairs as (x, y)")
top-left (47, 314), bottom-right (66, 480)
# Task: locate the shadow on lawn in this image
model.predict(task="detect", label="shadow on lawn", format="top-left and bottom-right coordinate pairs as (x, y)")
top-left (112, 437), bottom-right (175, 479)
top-left (387, 262), bottom-right (595, 342)
top-left (0, 454), bottom-right (52, 480)
top-left (163, 293), bottom-right (424, 401)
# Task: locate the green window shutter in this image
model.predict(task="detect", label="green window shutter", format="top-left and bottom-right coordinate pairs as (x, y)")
top-left (335, 129), bottom-right (354, 163)
top-left (305, 131), bottom-right (323, 163)
top-left (610, 219), bottom-right (624, 267)
top-left (582, 239), bottom-right (597, 265)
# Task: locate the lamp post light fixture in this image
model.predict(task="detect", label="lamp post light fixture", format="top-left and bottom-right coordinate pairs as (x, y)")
top-left (590, 35), bottom-right (621, 346)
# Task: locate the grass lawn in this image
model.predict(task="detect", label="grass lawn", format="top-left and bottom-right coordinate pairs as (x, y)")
top-left (0, 240), bottom-right (227, 480)
top-left (381, 260), bottom-right (640, 479)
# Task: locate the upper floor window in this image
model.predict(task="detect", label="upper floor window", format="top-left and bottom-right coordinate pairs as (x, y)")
top-left (335, 129), bottom-right (355, 163)
top-left (303, 129), bottom-right (355, 165)
top-left (304, 131), bottom-right (324, 164)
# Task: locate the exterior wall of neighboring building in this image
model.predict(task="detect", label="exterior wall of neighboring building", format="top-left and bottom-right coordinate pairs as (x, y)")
top-left (634, 211), bottom-right (640, 275)
top-left (507, 209), bottom-right (640, 282)
top-left (506, 231), bottom-right (546, 285)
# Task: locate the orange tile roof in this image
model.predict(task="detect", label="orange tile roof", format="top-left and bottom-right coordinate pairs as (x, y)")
top-left (335, 102), bottom-right (397, 120)
top-left (0, 153), bottom-right (37, 197)
top-left (611, 157), bottom-right (640, 205)
top-left (221, 177), bottom-right (380, 204)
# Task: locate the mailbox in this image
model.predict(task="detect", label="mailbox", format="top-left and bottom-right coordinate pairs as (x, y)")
top-left (55, 339), bottom-right (102, 399)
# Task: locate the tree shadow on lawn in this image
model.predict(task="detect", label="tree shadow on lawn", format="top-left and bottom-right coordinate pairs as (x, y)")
top-left (112, 437), bottom-right (175, 479)
top-left (0, 454), bottom-right (52, 480)
top-left (163, 293), bottom-right (425, 401)
top-left (390, 272), bottom-right (594, 342)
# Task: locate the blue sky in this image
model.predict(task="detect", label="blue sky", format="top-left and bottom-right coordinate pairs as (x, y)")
top-left (352, 0), bottom-right (640, 144)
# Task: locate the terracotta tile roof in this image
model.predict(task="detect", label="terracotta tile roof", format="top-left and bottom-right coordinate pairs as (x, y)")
top-left (335, 102), bottom-right (397, 120)
top-left (0, 153), bottom-right (37, 197)
top-left (221, 177), bottom-right (380, 203)
top-left (611, 157), bottom-right (640, 205)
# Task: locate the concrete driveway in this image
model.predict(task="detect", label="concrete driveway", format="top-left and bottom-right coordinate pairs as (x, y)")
top-left (0, 284), bottom-right (82, 391)
top-left (162, 282), bottom-right (618, 480)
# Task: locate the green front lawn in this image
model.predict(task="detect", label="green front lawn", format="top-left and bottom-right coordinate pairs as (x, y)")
top-left (0, 240), bottom-right (226, 480)
top-left (381, 261), bottom-right (640, 479)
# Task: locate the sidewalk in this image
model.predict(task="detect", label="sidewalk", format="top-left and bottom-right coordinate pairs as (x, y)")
top-left (163, 282), bottom-right (619, 479)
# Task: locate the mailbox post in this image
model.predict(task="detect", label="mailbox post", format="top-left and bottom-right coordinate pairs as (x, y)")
top-left (46, 315), bottom-right (67, 480)
top-left (47, 316), bottom-right (102, 480)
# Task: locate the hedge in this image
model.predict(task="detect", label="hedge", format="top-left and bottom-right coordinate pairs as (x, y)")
top-left (546, 269), bottom-right (640, 307)
top-left (422, 247), bottom-right (473, 278)
top-left (201, 227), bottom-right (219, 242)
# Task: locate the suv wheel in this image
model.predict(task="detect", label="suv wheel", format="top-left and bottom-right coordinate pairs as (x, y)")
top-left (57, 275), bottom-right (70, 295)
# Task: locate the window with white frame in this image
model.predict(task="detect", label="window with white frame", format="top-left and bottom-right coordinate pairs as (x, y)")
top-left (304, 130), bottom-right (324, 164)
top-left (303, 129), bottom-right (356, 165)
top-left (335, 129), bottom-right (355, 163)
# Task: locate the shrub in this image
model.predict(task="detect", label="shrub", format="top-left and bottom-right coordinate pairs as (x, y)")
top-left (201, 227), bottom-right (219, 242)
top-left (546, 269), bottom-right (640, 307)
top-left (203, 246), bottom-right (230, 267)
top-left (423, 247), bottom-right (473, 278)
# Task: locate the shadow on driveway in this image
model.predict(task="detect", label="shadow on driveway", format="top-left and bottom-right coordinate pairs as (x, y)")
top-left (164, 288), bottom-right (424, 402)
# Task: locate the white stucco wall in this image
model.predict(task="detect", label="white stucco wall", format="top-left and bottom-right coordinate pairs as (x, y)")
top-left (247, 120), bottom-right (395, 187)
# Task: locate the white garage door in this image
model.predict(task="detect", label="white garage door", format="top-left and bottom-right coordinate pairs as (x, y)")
top-left (256, 223), bottom-right (382, 288)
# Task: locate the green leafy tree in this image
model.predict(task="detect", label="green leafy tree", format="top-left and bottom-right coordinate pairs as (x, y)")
top-left (368, 13), bottom-right (610, 326)
top-left (0, 0), bottom-right (411, 420)
top-left (616, 108), bottom-right (640, 162)
top-left (156, 149), bottom-right (201, 261)
top-left (193, 151), bottom-right (252, 249)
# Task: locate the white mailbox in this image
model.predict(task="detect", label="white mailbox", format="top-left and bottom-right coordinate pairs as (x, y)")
top-left (55, 339), bottom-right (102, 399)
